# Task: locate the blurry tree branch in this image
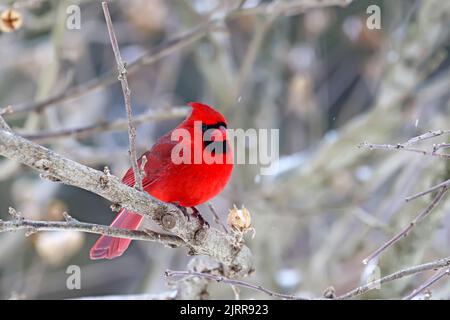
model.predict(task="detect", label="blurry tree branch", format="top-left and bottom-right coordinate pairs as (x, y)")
top-left (7, 0), bottom-right (355, 116)
top-left (403, 268), bottom-right (450, 300)
top-left (21, 107), bottom-right (188, 143)
top-left (360, 141), bottom-right (450, 160)
top-left (363, 186), bottom-right (448, 264)
top-left (9, 21), bottom-right (213, 115)
top-left (360, 131), bottom-right (450, 264)
top-left (258, 0), bottom-right (450, 293)
top-left (268, 0), bottom-right (450, 202)
top-left (74, 291), bottom-right (177, 300)
top-left (337, 255), bottom-right (450, 299)
top-left (229, 0), bottom-right (354, 18)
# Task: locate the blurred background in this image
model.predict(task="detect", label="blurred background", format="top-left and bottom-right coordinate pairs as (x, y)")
top-left (0, 0), bottom-right (450, 299)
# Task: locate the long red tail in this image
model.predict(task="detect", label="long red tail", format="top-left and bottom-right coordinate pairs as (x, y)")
top-left (90, 209), bottom-right (144, 260)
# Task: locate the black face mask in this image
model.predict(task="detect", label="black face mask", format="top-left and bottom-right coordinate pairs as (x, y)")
top-left (202, 122), bottom-right (228, 155)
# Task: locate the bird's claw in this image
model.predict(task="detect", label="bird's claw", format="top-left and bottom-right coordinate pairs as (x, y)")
top-left (174, 204), bottom-right (209, 228)
top-left (190, 206), bottom-right (210, 228)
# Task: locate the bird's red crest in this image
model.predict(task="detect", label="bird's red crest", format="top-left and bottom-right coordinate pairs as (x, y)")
top-left (187, 102), bottom-right (227, 125)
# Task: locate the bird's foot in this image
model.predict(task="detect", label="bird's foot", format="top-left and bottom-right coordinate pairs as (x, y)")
top-left (173, 204), bottom-right (209, 228)
top-left (190, 206), bottom-right (210, 228)
top-left (174, 204), bottom-right (189, 218)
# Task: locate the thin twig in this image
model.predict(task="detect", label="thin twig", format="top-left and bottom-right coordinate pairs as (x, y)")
top-left (207, 202), bottom-right (228, 233)
top-left (359, 130), bottom-right (450, 159)
top-left (362, 186), bottom-right (449, 265)
top-left (336, 256), bottom-right (450, 299)
top-left (228, 0), bottom-right (354, 18)
top-left (433, 143), bottom-right (450, 153)
top-left (0, 208), bottom-right (185, 248)
top-left (165, 270), bottom-right (308, 300)
top-left (402, 130), bottom-right (450, 147)
top-left (73, 291), bottom-right (177, 300)
top-left (102, 2), bottom-right (142, 191)
top-left (406, 178), bottom-right (450, 202)
top-left (403, 268), bottom-right (450, 300)
top-left (359, 142), bottom-right (450, 160)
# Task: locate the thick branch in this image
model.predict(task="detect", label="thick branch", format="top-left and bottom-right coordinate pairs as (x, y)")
top-left (0, 127), bottom-right (254, 277)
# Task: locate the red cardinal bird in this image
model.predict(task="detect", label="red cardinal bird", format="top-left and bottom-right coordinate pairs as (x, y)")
top-left (90, 102), bottom-right (233, 259)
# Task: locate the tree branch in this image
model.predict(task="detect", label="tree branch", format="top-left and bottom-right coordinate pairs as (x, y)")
top-left (0, 208), bottom-right (185, 248)
top-left (403, 268), bottom-right (450, 300)
top-left (360, 130), bottom-right (450, 264)
top-left (405, 178), bottom-right (450, 202)
top-left (21, 107), bottom-right (188, 143)
top-left (337, 256), bottom-right (450, 299)
top-left (0, 123), bottom-right (254, 277)
top-left (8, 0), bottom-right (355, 116)
top-left (228, 0), bottom-right (354, 18)
top-left (9, 22), bottom-right (214, 115)
top-left (362, 186), bottom-right (448, 265)
top-left (102, 1), bottom-right (142, 190)
top-left (165, 270), bottom-right (308, 300)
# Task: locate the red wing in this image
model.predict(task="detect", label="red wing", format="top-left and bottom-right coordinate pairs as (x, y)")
top-left (121, 133), bottom-right (177, 190)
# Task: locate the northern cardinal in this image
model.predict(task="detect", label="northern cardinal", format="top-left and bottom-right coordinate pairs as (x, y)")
top-left (90, 102), bottom-right (233, 259)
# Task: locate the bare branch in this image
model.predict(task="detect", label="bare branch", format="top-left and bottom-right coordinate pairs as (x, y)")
top-left (359, 142), bottom-right (450, 160)
top-left (403, 268), bottom-right (450, 300)
top-left (228, 0), bottom-right (354, 18)
top-left (406, 178), bottom-right (450, 202)
top-left (165, 270), bottom-right (308, 300)
top-left (74, 291), bottom-right (177, 300)
top-left (9, 23), bottom-right (213, 115)
top-left (22, 107), bottom-right (188, 143)
top-left (336, 256), bottom-right (450, 299)
top-left (362, 186), bottom-right (449, 265)
top-left (0, 209), bottom-right (185, 248)
top-left (102, 2), bottom-right (142, 190)
top-left (402, 130), bottom-right (450, 147)
top-left (360, 130), bottom-right (450, 264)
top-left (8, 0), bottom-right (355, 116)
top-left (359, 130), bottom-right (450, 160)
